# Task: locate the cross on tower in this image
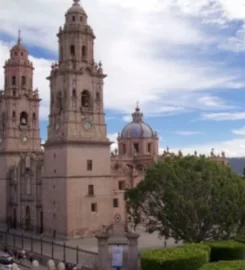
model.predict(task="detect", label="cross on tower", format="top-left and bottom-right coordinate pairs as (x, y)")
top-left (136, 100), bottom-right (139, 108)
top-left (17, 29), bottom-right (21, 44)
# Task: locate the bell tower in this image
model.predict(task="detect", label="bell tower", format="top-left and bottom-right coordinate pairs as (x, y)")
top-left (43, 0), bottom-right (113, 238)
top-left (0, 32), bottom-right (42, 223)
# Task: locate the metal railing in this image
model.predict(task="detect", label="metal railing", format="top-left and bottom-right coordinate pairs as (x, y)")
top-left (0, 230), bottom-right (98, 270)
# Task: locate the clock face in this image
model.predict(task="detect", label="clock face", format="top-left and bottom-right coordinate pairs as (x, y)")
top-left (84, 121), bottom-right (92, 130)
top-left (22, 136), bottom-right (28, 143)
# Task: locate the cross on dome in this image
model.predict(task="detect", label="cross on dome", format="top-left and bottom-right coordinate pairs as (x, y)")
top-left (17, 29), bottom-right (21, 44)
top-left (135, 100), bottom-right (140, 112)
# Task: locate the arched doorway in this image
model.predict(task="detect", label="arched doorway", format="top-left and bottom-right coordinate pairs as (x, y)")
top-left (25, 206), bottom-right (31, 231)
top-left (12, 209), bottom-right (17, 229)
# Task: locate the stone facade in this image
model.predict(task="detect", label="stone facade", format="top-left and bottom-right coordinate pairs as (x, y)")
top-left (0, 30), bottom-right (43, 230)
top-left (0, 0), bottom-right (228, 239)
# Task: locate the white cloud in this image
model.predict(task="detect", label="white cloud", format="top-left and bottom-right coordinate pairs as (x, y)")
top-left (173, 131), bottom-right (203, 136)
top-left (0, 0), bottom-right (243, 120)
top-left (219, 24), bottom-right (245, 52)
top-left (122, 115), bottom-right (131, 122)
top-left (232, 126), bottom-right (245, 135)
top-left (201, 112), bottom-right (245, 121)
top-left (108, 133), bottom-right (118, 152)
top-left (197, 95), bottom-right (233, 109)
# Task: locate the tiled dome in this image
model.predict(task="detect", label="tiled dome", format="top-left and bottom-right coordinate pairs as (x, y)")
top-left (121, 107), bottom-right (155, 138)
top-left (121, 122), bottom-right (154, 138)
top-left (66, 0), bottom-right (87, 16)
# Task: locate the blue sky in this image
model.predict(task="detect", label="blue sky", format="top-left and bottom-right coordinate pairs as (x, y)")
top-left (1, 0), bottom-right (245, 156)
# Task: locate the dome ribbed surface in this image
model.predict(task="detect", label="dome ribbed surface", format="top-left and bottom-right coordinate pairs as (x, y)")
top-left (66, 2), bottom-right (87, 16)
top-left (121, 122), bottom-right (154, 138)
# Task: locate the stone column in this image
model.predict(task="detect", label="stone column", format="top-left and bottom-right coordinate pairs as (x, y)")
top-left (126, 233), bottom-right (140, 270)
top-left (96, 233), bottom-right (109, 270)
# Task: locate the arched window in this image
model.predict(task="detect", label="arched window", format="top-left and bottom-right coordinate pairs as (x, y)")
top-left (13, 90), bottom-right (16, 96)
top-left (56, 91), bottom-right (63, 113)
top-left (82, 46), bottom-right (87, 59)
top-left (20, 111), bottom-right (28, 126)
top-left (81, 90), bottom-right (91, 107)
top-left (2, 112), bottom-right (5, 125)
top-left (12, 76), bottom-right (16, 85)
top-left (32, 113), bottom-right (36, 121)
top-left (80, 16), bottom-right (83, 22)
top-left (70, 45), bottom-right (75, 56)
top-left (72, 89), bottom-right (76, 98)
top-left (121, 143), bottom-right (126, 154)
top-left (133, 143), bottom-right (139, 153)
top-left (12, 111), bottom-right (16, 118)
top-left (21, 76), bottom-right (26, 85)
top-left (72, 89), bottom-right (76, 108)
top-left (96, 92), bottom-right (100, 101)
top-left (72, 16), bottom-right (75, 22)
top-left (25, 205), bottom-right (31, 230)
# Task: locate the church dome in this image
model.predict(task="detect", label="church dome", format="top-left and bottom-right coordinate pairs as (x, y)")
top-left (66, 0), bottom-right (87, 16)
top-left (11, 31), bottom-right (27, 53)
top-left (11, 43), bottom-right (27, 52)
top-left (121, 107), bottom-right (155, 138)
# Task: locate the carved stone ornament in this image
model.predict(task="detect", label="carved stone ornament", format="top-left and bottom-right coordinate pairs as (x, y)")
top-left (55, 123), bottom-right (59, 131)
top-left (83, 120), bottom-right (92, 130)
top-left (114, 213), bottom-right (121, 223)
top-left (22, 136), bottom-right (28, 143)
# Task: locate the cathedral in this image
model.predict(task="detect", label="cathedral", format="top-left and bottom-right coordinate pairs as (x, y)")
top-left (0, 0), bottom-right (227, 239)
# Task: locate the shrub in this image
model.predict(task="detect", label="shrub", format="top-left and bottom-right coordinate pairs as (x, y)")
top-left (141, 244), bottom-right (210, 270)
top-left (204, 240), bottom-right (245, 262)
top-left (234, 236), bottom-right (245, 244)
top-left (199, 260), bottom-right (245, 270)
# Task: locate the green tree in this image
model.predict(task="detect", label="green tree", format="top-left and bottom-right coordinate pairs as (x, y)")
top-left (125, 155), bottom-right (245, 243)
top-left (243, 166), bottom-right (245, 178)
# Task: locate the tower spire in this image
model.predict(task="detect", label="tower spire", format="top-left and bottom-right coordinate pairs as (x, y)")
top-left (136, 100), bottom-right (139, 109)
top-left (17, 29), bottom-right (21, 45)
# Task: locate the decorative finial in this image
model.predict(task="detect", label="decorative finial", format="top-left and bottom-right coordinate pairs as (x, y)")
top-left (135, 100), bottom-right (140, 111)
top-left (17, 29), bottom-right (21, 44)
top-left (73, 0), bottom-right (80, 4)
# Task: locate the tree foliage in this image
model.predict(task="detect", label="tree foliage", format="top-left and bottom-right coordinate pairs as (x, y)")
top-left (125, 156), bottom-right (245, 243)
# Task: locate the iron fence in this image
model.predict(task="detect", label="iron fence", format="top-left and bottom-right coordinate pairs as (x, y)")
top-left (0, 230), bottom-right (98, 270)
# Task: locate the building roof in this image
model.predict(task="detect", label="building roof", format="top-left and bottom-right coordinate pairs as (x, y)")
top-left (121, 107), bottom-right (156, 138)
top-left (66, 0), bottom-right (87, 16)
top-left (10, 30), bottom-right (27, 53)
